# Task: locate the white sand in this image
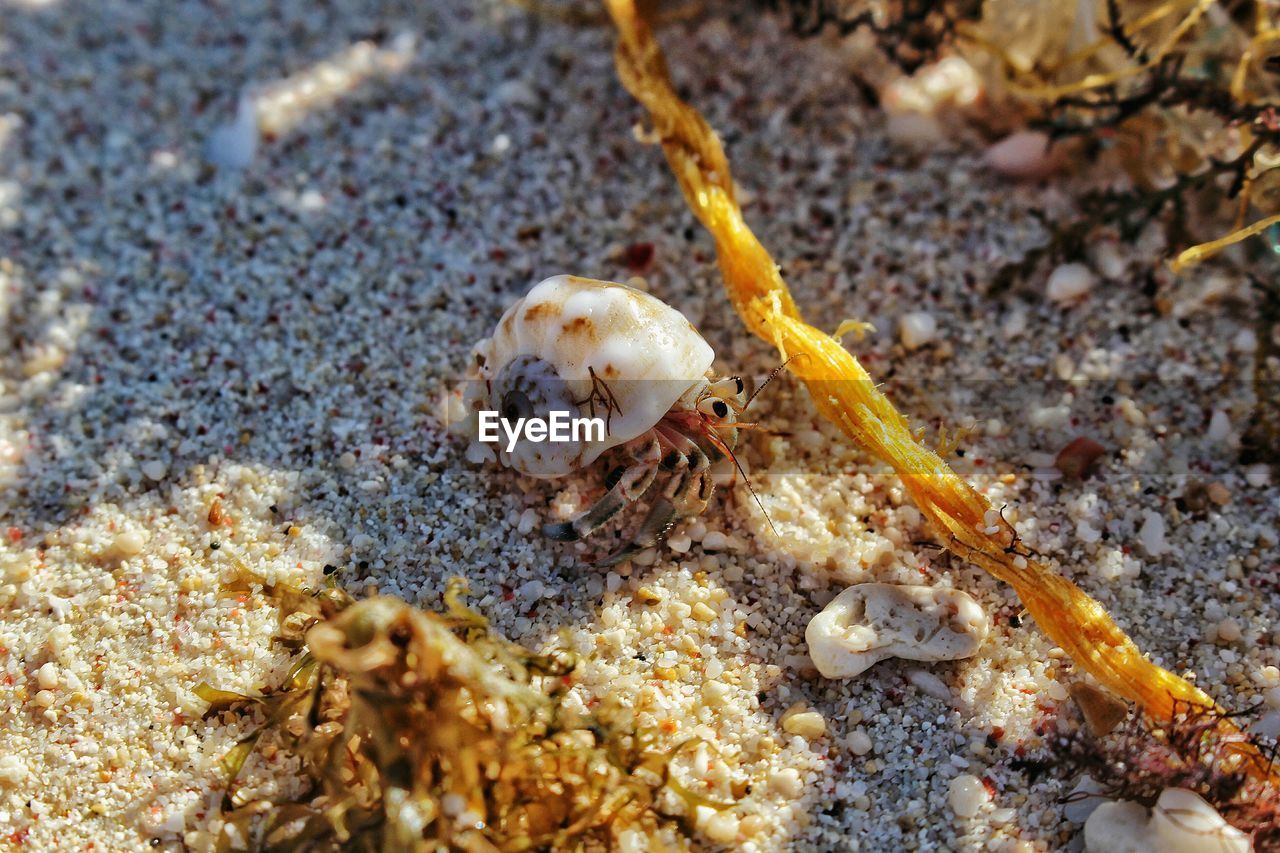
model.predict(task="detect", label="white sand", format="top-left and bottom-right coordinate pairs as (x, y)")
top-left (0, 1), bottom-right (1276, 850)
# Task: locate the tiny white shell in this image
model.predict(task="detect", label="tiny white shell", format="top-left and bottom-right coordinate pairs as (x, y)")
top-left (462, 275), bottom-right (715, 477)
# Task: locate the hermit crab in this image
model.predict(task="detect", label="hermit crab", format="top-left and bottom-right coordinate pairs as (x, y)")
top-left (458, 275), bottom-right (757, 566)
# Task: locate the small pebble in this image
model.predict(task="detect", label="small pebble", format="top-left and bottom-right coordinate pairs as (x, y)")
top-left (1046, 263), bottom-right (1095, 303)
top-left (1092, 240), bottom-right (1127, 279)
top-left (906, 668), bottom-right (951, 702)
top-left (0, 755), bottom-right (28, 785)
top-left (847, 728), bottom-right (873, 755)
top-left (1207, 410), bottom-right (1231, 443)
top-left (701, 531), bottom-right (729, 551)
top-left (1251, 710), bottom-right (1280, 740)
top-left (36, 662), bottom-right (59, 690)
top-left (516, 509), bottom-right (537, 535)
top-left (989, 807), bottom-right (1016, 826)
top-left (1063, 775), bottom-right (1106, 823)
top-left (141, 460), bottom-right (168, 481)
top-left (1216, 618), bottom-right (1242, 643)
top-left (781, 704), bottom-right (827, 739)
top-left (703, 812), bottom-right (739, 844)
top-left (691, 601), bottom-right (718, 622)
top-left (204, 93), bottom-right (258, 170)
top-left (898, 311), bottom-right (937, 350)
top-left (1070, 683), bottom-right (1129, 736)
top-left (1055, 437), bottom-right (1106, 480)
top-left (983, 130), bottom-right (1060, 179)
top-left (885, 112), bottom-right (945, 148)
top-left (769, 767), bottom-right (803, 799)
top-left (1245, 464), bottom-right (1270, 488)
top-left (1138, 511), bottom-right (1170, 557)
top-left (948, 774), bottom-right (988, 818)
top-left (702, 679), bottom-right (732, 707)
top-left (111, 530), bottom-right (146, 558)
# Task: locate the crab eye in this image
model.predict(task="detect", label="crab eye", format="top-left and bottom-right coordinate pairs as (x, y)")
top-left (698, 396), bottom-right (732, 421)
top-left (501, 389), bottom-right (534, 421)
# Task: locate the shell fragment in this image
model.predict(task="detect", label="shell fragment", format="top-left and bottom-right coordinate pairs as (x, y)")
top-left (805, 583), bottom-right (989, 679)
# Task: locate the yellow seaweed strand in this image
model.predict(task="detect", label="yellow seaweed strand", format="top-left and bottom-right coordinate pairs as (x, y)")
top-left (604, 0), bottom-right (1277, 783)
top-left (1170, 211), bottom-right (1280, 272)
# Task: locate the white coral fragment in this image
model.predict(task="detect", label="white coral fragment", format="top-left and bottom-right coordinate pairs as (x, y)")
top-left (805, 583), bottom-right (989, 679)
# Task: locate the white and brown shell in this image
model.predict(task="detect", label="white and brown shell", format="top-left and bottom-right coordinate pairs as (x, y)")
top-left (460, 275), bottom-right (714, 477)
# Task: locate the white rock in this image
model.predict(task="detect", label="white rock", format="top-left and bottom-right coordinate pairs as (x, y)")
top-left (989, 807), bottom-right (1016, 826)
top-left (906, 668), bottom-right (951, 702)
top-left (141, 459), bottom-right (167, 481)
top-left (1077, 520), bottom-right (1102, 544)
top-left (516, 508), bottom-right (538, 535)
top-left (493, 78), bottom-right (539, 108)
top-left (1064, 775), bottom-right (1107, 824)
top-left (984, 131), bottom-right (1059, 179)
top-left (1216, 618), bottom-right (1242, 643)
top-left (703, 811), bottom-right (739, 844)
top-left (948, 774), bottom-right (988, 818)
top-left (1207, 410), bottom-right (1230, 444)
top-left (1003, 307), bottom-right (1028, 338)
top-left (0, 754), bottom-right (28, 785)
top-left (1250, 709), bottom-right (1280, 740)
top-left (780, 705), bottom-right (827, 739)
top-left (1234, 329), bottom-right (1258, 353)
top-left (36, 662), bottom-right (59, 690)
top-left (1084, 799), bottom-right (1151, 852)
top-left (885, 112), bottom-right (945, 148)
top-left (1047, 263), bottom-right (1096, 303)
top-left (805, 583), bottom-right (989, 679)
top-left (701, 679), bottom-right (732, 707)
top-left (701, 531), bottom-right (729, 550)
top-left (1245, 464), bottom-right (1270, 488)
top-left (898, 311), bottom-right (938, 350)
top-left (204, 92), bottom-right (259, 170)
top-left (1092, 240), bottom-right (1127, 280)
top-left (1138, 511), bottom-right (1169, 558)
top-left (768, 767), bottom-right (803, 799)
top-left (881, 56), bottom-right (982, 115)
top-left (847, 728), bottom-right (873, 755)
top-left (516, 579), bottom-right (545, 600)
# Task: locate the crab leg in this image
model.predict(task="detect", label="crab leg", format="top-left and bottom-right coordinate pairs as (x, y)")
top-left (543, 436), bottom-right (662, 542)
top-left (596, 427), bottom-right (713, 566)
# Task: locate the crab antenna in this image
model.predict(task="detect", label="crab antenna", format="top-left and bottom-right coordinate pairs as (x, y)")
top-left (745, 353), bottom-right (808, 410)
top-left (710, 432), bottom-right (779, 539)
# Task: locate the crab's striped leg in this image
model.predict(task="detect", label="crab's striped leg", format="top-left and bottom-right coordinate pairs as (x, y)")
top-left (543, 436), bottom-right (661, 542)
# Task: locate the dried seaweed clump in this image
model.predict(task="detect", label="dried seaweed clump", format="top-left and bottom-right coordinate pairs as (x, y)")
top-left (773, 0), bottom-right (1280, 268)
top-left (1047, 701), bottom-right (1280, 846)
top-left (760, 0), bottom-right (985, 73)
top-left (203, 582), bottom-right (694, 851)
top-left (969, 0), bottom-right (1280, 269)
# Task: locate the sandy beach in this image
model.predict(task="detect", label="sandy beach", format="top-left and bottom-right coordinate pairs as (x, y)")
top-left (0, 1), bottom-right (1277, 849)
